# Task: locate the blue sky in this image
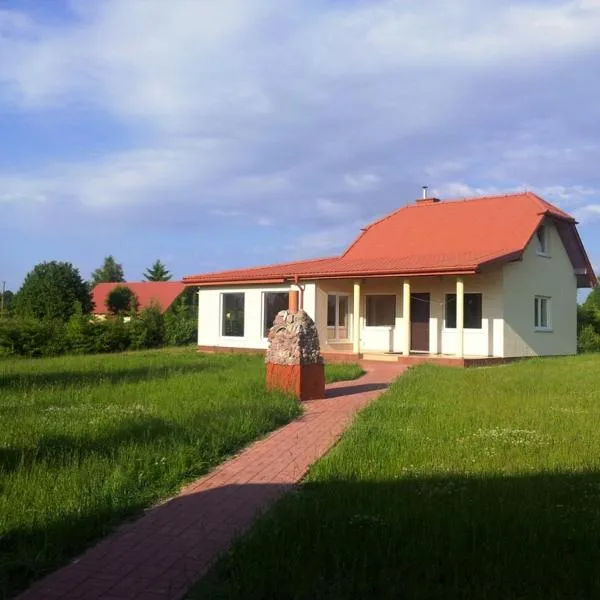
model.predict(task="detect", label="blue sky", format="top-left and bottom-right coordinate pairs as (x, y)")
top-left (1, 0), bottom-right (600, 293)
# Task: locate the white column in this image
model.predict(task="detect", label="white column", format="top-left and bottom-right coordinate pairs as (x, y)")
top-left (402, 279), bottom-right (411, 355)
top-left (353, 281), bottom-right (361, 355)
top-left (456, 277), bottom-right (464, 357)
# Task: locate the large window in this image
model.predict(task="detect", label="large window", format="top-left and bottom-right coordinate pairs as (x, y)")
top-left (263, 292), bottom-right (289, 336)
top-left (365, 295), bottom-right (396, 327)
top-left (445, 293), bottom-right (482, 329)
top-left (327, 294), bottom-right (349, 340)
top-left (221, 293), bottom-right (245, 337)
top-left (534, 296), bottom-right (551, 331)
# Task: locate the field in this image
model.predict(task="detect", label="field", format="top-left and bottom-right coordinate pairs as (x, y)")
top-left (194, 355), bottom-right (600, 600)
top-left (0, 349), bottom-right (362, 599)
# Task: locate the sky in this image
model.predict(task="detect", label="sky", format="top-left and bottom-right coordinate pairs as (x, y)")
top-left (1, 0), bottom-right (600, 292)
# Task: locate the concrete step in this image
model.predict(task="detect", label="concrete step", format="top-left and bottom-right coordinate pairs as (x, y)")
top-left (360, 353), bottom-right (400, 362)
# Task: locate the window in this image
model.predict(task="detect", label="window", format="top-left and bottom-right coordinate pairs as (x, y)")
top-left (445, 293), bottom-right (482, 329)
top-left (327, 294), bottom-right (349, 340)
top-left (534, 296), bottom-right (551, 330)
top-left (536, 225), bottom-right (549, 255)
top-left (263, 292), bottom-right (289, 336)
top-left (366, 295), bottom-right (396, 327)
top-left (221, 293), bottom-right (245, 337)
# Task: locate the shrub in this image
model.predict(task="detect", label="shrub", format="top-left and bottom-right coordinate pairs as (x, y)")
top-left (96, 317), bottom-right (132, 353)
top-left (128, 305), bottom-right (165, 350)
top-left (164, 312), bottom-right (196, 346)
top-left (0, 318), bottom-right (67, 357)
top-left (577, 324), bottom-right (600, 353)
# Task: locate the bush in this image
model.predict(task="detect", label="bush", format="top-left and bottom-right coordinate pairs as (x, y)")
top-left (164, 312), bottom-right (196, 346)
top-left (0, 318), bottom-right (67, 357)
top-left (96, 317), bottom-right (132, 353)
top-left (128, 305), bottom-right (165, 350)
top-left (577, 324), bottom-right (600, 353)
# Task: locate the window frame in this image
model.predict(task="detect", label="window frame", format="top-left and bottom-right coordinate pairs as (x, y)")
top-left (220, 292), bottom-right (245, 338)
top-left (326, 293), bottom-right (350, 342)
top-left (262, 291), bottom-right (290, 338)
top-left (536, 224), bottom-right (550, 257)
top-left (534, 295), bottom-right (552, 332)
top-left (444, 293), bottom-right (483, 331)
top-left (365, 294), bottom-right (396, 328)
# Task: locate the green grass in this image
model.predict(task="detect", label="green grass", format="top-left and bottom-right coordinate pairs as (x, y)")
top-left (0, 349), bottom-right (362, 599)
top-left (193, 355), bottom-right (600, 600)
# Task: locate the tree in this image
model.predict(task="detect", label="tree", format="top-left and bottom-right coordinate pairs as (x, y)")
top-left (0, 289), bottom-right (13, 317)
top-left (143, 259), bottom-right (172, 282)
top-left (91, 255), bottom-right (126, 286)
top-left (14, 261), bottom-right (92, 321)
top-left (583, 281), bottom-right (600, 311)
top-left (106, 285), bottom-right (138, 316)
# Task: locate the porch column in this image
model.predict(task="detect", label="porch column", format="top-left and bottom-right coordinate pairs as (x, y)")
top-left (402, 279), bottom-right (411, 355)
top-left (353, 281), bottom-right (361, 354)
top-left (456, 277), bottom-right (464, 357)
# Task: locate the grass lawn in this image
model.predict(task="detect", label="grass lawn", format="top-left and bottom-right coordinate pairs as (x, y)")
top-left (0, 348), bottom-right (362, 599)
top-left (193, 355), bottom-right (600, 600)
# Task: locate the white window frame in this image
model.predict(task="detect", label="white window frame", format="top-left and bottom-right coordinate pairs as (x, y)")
top-left (220, 292), bottom-right (246, 338)
top-left (536, 224), bottom-right (550, 257)
top-left (443, 292), bottom-right (484, 331)
top-left (534, 296), bottom-right (552, 332)
top-left (327, 293), bottom-right (350, 342)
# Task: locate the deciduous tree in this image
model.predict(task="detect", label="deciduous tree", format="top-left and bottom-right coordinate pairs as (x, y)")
top-left (106, 285), bottom-right (138, 316)
top-left (91, 256), bottom-right (125, 286)
top-left (14, 262), bottom-right (92, 321)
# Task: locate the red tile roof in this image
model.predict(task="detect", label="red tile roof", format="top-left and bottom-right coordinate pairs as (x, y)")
top-left (91, 282), bottom-right (186, 315)
top-left (183, 192), bottom-right (596, 288)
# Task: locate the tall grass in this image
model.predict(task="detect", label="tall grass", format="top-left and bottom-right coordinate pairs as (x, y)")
top-left (194, 355), bottom-right (600, 600)
top-left (0, 349), bottom-right (361, 599)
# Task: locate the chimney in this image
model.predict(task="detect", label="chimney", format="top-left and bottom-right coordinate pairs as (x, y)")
top-left (416, 185), bottom-right (441, 204)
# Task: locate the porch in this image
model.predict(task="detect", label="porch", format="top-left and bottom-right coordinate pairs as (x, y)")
top-left (316, 271), bottom-right (504, 360)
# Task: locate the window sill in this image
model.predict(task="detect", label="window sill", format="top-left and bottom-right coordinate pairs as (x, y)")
top-left (534, 327), bottom-right (553, 333)
top-left (364, 325), bottom-right (394, 329)
top-left (443, 328), bottom-right (484, 333)
top-left (221, 335), bottom-right (246, 339)
top-left (327, 339), bottom-right (351, 344)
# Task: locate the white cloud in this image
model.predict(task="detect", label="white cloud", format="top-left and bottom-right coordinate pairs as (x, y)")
top-left (0, 0), bottom-right (600, 263)
top-left (573, 204), bottom-right (600, 223)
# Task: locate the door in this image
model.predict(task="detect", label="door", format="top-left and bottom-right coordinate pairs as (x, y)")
top-left (410, 293), bottom-right (430, 352)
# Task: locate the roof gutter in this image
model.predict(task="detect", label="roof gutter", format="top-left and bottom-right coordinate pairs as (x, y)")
top-left (183, 277), bottom-right (287, 287)
top-left (183, 268), bottom-right (479, 287)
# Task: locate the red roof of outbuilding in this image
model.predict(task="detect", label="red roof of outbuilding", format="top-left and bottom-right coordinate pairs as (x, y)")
top-left (92, 282), bottom-right (186, 315)
top-left (183, 192), bottom-right (596, 288)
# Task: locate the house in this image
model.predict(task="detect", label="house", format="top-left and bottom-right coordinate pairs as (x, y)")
top-left (91, 281), bottom-right (186, 317)
top-left (183, 192), bottom-right (596, 363)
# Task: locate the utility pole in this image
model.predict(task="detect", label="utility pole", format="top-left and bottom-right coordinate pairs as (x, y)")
top-left (0, 281), bottom-right (5, 319)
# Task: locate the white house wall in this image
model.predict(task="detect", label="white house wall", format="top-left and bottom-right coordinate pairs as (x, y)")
top-left (197, 284), bottom-right (317, 350)
top-left (503, 220), bottom-right (577, 357)
top-left (315, 273), bottom-right (504, 357)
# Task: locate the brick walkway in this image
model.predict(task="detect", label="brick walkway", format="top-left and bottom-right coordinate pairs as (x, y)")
top-left (18, 362), bottom-right (406, 600)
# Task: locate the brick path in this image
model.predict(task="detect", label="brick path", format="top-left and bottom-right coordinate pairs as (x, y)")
top-left (18, 362), bottom-right (406, 600)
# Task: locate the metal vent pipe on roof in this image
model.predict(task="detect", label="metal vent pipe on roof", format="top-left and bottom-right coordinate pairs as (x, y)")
top-left (422, 185), bottom-right (428, 199)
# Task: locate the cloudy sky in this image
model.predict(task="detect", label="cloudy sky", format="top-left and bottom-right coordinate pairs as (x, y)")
top-left (1, 0), bottom-right (600, 291)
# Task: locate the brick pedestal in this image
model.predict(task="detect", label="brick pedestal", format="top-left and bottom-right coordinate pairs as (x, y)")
top-left (266, 362), bottom-right (325, 401)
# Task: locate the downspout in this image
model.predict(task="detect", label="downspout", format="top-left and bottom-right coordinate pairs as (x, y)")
top-left (293, 275), bottom-right (304, 309)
